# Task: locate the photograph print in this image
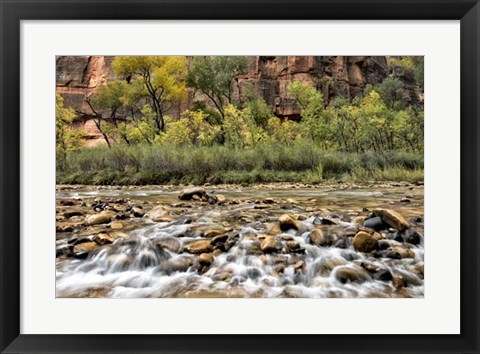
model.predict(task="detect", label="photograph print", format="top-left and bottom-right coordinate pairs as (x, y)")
top-left (55, 56), bottom-right (424, 298)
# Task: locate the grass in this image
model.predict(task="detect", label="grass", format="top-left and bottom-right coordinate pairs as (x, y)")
top-left (57, 143), bottom-right (424, 185)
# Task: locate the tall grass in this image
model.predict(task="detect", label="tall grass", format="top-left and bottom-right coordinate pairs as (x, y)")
top-left (57, 143), bottom-right (424, 185)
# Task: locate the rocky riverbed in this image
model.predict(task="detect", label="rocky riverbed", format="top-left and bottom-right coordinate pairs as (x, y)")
top-left (55, 182), bottom-right (424, 298)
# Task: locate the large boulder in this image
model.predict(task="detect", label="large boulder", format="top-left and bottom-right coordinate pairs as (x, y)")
top-left (374, 209), bottom-right (410, 231)
top-left (352, 231), bottom-right (378, 253)
top-left (178, 187), bottom-right (207, 201)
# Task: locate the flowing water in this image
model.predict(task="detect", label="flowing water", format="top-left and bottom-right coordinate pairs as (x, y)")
top-left (56, 184), bottom-right (424, 298)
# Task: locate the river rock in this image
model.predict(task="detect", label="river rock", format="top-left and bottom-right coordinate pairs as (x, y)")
top-left (56, 245), bottom-right (72, 258)
top-left (110, 221), bottom-right (124, 229)
top-left (198, 253), bottom-right (214, 266)
top-left (363, 216), bottom-right (388, 231)
top-left (286, 241), bottom-right (301, 250)
top-left (334, 266), bottom-right (372, 284)
top-left (60, 199), bottom-right (77, 206)
top-left (392, 270), bottom-right (423, 287)
top-left (93, 233), bottom-right (114, 245)
top-left (374, 268), bottom-right (393, 281)
top-left (148, 206), bottom-right (172, 222)
top-left (72, 241), bottom-right (99, 258)
top-left (411, 262), bottom-right (424, 278)
top-left (156, 237), bottom-right (182, 253)
top-left (313, 257), bottom-right (347, 276)
top-left (178, 187), bottom-right (207, 200)
top-left (352, 231), bottom-right (378, 253)
top-left (216, 194), bottom-right (226, 204)
top-left (85, 212), bottom-right (113, 226)
top-left (132, 206), bottom-right (145, 217)
top-left (387, 246), bottom-right (415, 259)
top-left (158, 256), bottom-right (193, 274)
top-left (405, 229), bottom-right (422, 245)
top-left (184, 240), bottom-right (213, 254)
top-left (62, 207), bottom-right (85, 219)
top-left (267, 223), bottom-right (282, 235)
top-left (374, 209), bottom-right (410, 231)
top-left (211, 234), bottom-right (229, 248)
top-left (278, 214), bottom-right (299, 231)
top-left (260, 236), bottom-right (277, 253)
top-left (309, 228), bottom-right (337, 246)
top-left (107, 254), bottom-right (132, 271)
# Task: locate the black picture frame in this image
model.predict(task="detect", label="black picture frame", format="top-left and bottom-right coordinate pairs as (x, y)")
top-left (1, 0), bottom-right (479, 353)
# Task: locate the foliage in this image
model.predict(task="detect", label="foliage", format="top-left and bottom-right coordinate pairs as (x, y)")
top-left (59, 56), bottom-right (424, 185)
top-left (222, 104), bottom-right (267, 147)
top-left (188, 56), bottom-right (248, 118)
top-left (159, 110), bottom-right (221, 146)
top-left (56, 94), bottom-right (83, 169)
top-left (112, 56), bottom-right (188, 132)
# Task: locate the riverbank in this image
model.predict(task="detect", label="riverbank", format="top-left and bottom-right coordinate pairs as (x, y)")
top-left (56, 145), bottom-right (423, 185)
top-left (56, 183), bottom-right (424, 298)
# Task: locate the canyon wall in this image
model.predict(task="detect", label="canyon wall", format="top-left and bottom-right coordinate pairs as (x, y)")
top-left (56, 55), bottom-right (421, 145)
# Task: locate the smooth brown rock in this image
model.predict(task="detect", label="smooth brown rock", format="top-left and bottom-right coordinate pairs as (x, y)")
top-left (278, 214), bottom-right (299, 231)
top-left (260, 236), bottom-right (277, 253)
top-left (374, 209), bottom-right (410, 231)
top-left (156, 237), bottom-right (182, 253)
top-left (387, 246), bottom-right (415, 259)
top-left (85, 212), bottom-right (113, 226)
top-left (310, 228), bottom-right (337, 246)
top-left (72, 241), bottom-right (99, 258)
top-left (109, 221), bottom-right (124, 229)
top-left (334, 266), bottom-right (372, 284)
top-left (93, 233), bottom-right (114, 245)
top-left (132, 206), bottom-right (145, 217)
top-left (352, 231), bottom-right (378, 253)
top-left (198, 253), bottom-right (214, 266)
top-left (184, 240), bottom-right (212, 254)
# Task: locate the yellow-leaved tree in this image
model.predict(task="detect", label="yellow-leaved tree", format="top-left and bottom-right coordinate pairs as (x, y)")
top-left (112, 56), bottom-right (188, 134)
top-left (56, 94), bottom-right (83, 169)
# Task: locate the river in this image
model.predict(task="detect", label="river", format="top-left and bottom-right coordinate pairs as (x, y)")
top-left (55, 183), bottom-right (424, 298)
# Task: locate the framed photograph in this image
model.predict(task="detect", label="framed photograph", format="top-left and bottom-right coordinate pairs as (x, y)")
top-left (1, 0), bottom-right (479, 353)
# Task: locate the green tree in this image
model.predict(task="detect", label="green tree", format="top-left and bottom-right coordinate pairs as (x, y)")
top-left (56, 94), bottom-right (83, 169)
top-left (188, 56), bottom-right (248, 120)
top-left (287, 81), bottom-right (331, 147)
top-left (113, 56), bottom-right (188, 133)
top-left (87, 80), bottom-right (129, 147)
top-left (160, 110), bottom-right (221, 146)
top-left (370, 78), bottom-right (405, 110)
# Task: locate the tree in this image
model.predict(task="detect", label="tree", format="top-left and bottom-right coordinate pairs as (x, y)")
top-left (370, 78), bottom-right (405, 111)
top-left (56, 94), bottom-right (83, 169)
top-left (287, 81), bottom-right (331, 147)
top-left (188, 56), bottom-right (248, 120)
top-left (112, 56), bottom-right (188, 133)
top-left (87, 80), bottom-right (129, 147)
